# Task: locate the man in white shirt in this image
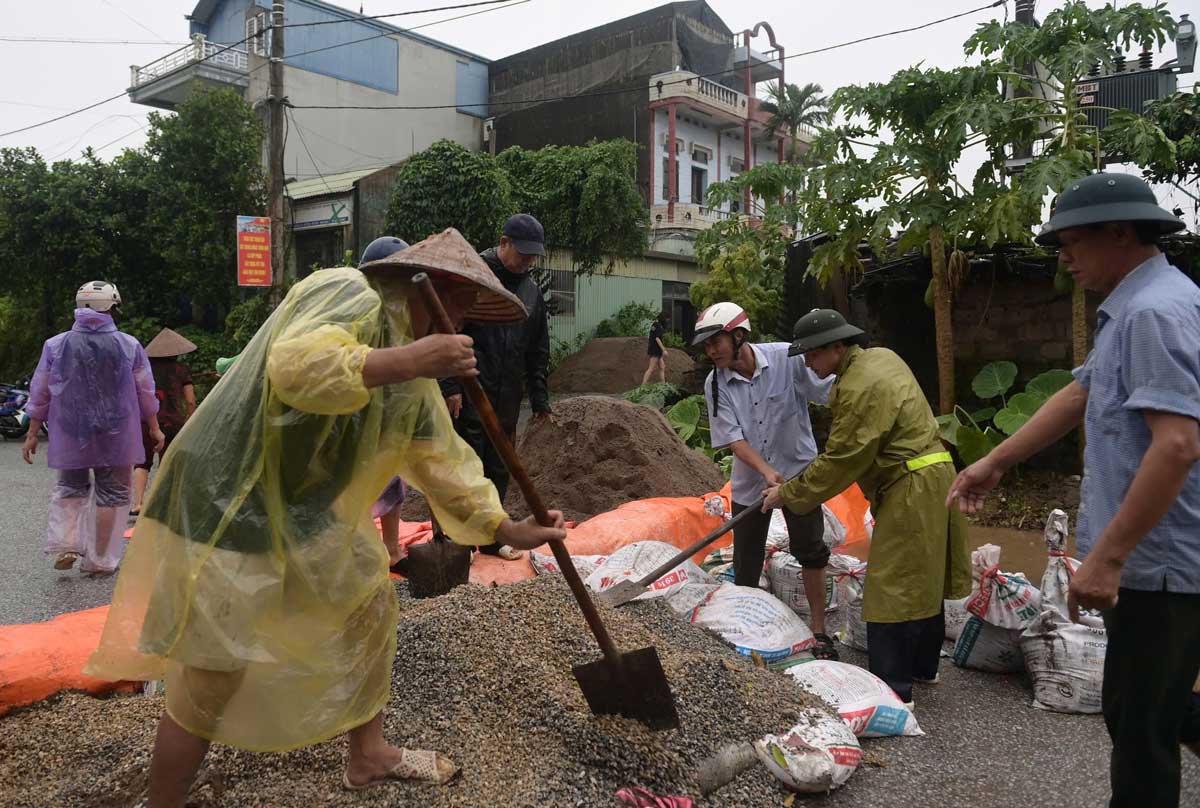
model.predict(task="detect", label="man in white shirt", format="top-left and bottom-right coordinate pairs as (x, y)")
top-left (694, 302), bottom-right (837, 659)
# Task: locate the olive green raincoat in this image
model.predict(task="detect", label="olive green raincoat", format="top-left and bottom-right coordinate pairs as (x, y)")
top-left (86, 267), bottom-right (507, 752)
top-left (779, 346), bottom-right (970, 623)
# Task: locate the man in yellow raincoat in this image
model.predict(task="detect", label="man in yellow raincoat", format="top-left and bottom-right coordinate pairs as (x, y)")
top-left (762, 309), bottom-right (970, 705)
top-left (86, 228), bottom-right (567, 806)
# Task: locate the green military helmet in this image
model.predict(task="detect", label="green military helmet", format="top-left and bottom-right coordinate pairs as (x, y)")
top-left (1035, 173), bottom-right (1185, 247)
top-left (788, 308), bottom-right (864, 356)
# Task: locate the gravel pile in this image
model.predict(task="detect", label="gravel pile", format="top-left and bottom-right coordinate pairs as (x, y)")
top-left (0, 576), bottom-right (832, 807)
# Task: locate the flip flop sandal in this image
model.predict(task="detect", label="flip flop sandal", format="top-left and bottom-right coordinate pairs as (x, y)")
top-left (497, 545), bottom-right (524, 561)
top-left (53, 551), bottom-right (81, 570)
top-left (342, 748), bottom-right (460, 790)
top-left (811, 633), bottom-right (840, 661)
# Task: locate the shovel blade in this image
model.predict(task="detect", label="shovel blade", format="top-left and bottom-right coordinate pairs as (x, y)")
top-left (598, 580), bottom-right (649, 608)
top-left (406, 536), bottom-right (471, 599)
top-left (571, 646), bottom-right (680, 731)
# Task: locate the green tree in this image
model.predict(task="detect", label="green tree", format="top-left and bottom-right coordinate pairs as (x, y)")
top-left (497, 140), bottom-right (648, 273)
top-left (966, 0), bottom-right (1176, 369)
top-left (1104, 90), bottom-right (1200, 186)
top-left (385, 139), bottom-right (514, 250)
top-left (689, 242), bottom-right (785, 336)
top-left (758, 81), bottom-right (832, 164)
top-left (142, 87), bottom-right (266, 313)
top-left (801, 63), bottom-right (1033, 413)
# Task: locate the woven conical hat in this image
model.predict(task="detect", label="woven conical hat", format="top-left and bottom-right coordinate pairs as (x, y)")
top-left (144, 327), bottom-right (197, 358)
top-left (360, 227), bottom-right (527, 323)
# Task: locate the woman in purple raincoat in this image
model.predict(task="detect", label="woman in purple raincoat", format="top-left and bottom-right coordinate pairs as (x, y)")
top-left (22, 281), bottom-right (164, 574)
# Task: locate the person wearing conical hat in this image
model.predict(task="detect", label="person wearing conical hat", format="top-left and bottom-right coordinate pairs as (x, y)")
top-left (130, 328), bottom-right (198, 516)
top-left (949, 174), bottom-right (1197, 806)
top-left (85, 228), bottom-right (567, 805)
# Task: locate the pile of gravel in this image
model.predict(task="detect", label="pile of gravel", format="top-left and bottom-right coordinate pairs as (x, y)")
top-left (0, 576), bottom-right (833, 806)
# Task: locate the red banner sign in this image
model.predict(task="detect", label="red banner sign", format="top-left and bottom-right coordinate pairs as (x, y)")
top-left (237, 215), bottom-right (272, 287)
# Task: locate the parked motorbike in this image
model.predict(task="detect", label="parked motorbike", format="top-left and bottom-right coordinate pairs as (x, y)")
top-left (0, 381), bottom-right (39, 440)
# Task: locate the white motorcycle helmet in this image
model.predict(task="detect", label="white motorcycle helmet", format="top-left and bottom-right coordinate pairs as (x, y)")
top-left (76, 281), bottom-right (122, 312)
top-left (691, 302), bottom-right (752, 346)
top-left (693, 302), bottom-right (753, 415)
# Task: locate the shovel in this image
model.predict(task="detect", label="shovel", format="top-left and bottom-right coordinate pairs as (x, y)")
top-left (406, 516), bottom-right (471, 598)
top-left (413, 273), bottom-right (680, 731)
top-left (599, 497), bottom-right (763, 607)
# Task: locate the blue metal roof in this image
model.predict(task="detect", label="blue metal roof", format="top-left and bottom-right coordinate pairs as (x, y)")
top-left (188, 0), bottom-right (491, 63)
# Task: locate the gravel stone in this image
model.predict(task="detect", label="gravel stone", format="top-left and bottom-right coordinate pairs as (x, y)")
top-left (0, 576), bottom-right (830, 806)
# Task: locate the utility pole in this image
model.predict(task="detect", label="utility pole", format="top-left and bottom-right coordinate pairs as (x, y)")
top-left (268, 1), bottom-right (285, 305)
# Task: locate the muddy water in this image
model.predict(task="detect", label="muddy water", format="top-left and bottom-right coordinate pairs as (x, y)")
top-left (968, 524), bottom-right (1079, 581)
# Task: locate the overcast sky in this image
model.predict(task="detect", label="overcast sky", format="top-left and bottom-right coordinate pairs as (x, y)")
top-left (1, 0), bottom-right (1196, 222)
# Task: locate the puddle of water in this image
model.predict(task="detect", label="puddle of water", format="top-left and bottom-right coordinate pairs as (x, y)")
top-left (968, 524), bottom-right (1079, 582)
top-left (842, 524), bottom-right (1078, 583)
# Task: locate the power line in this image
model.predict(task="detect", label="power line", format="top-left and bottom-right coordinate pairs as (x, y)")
top-left (0, 33), bottom-right (255, 139)
top-left (278, 0), bottom-right (529, 63)
top-left (0, 37), bottom-right (189, 45)
top-left (99, 0), bottom-right (173, 43)
top-left (281, 0), bottom-right (514, 28)
top-left (287, 107), bottom-right (334, 195)
top-left (290, 0), bottom-right (1007, 112)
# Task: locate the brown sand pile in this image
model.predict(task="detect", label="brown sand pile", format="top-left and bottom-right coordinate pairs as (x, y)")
top-left (401, 396), bottom-right (724, 525)
top-left (501, 395), bottom-right (724, 522)
top-left (550, 337), bottom-right (695, 394)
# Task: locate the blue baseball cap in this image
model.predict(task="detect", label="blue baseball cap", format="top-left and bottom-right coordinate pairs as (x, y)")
top-left (502, 213), bottom-right (545, 256)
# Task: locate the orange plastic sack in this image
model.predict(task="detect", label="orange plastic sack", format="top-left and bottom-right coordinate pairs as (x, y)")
top-left (0, 606), bottom-right (136, 716)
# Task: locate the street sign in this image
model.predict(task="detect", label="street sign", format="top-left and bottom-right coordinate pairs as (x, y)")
top-left (1077, 82), bottom-right (1099, 94)
top-left (237, 215), bottom-right (272, 287)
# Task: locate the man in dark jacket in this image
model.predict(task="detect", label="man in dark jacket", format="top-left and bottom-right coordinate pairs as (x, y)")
top-left (441, 213), bottom-right (551, 559)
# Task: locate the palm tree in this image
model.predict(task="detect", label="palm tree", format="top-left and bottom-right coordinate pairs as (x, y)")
top-left (759, 82), bottom-right (832, 163)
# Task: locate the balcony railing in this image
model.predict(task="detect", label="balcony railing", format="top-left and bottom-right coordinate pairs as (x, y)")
top-left (649, 70), bottom-right (749, 121)
top-left (131, 35), bottom-right (248, 88)
top-left (650, 203), bottom-right (736, 231)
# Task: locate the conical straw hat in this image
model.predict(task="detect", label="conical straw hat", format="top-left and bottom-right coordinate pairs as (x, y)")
top-left (359, 227), bottom-right (527, 323)
top-left (144, 327), bottom-right (198, 358)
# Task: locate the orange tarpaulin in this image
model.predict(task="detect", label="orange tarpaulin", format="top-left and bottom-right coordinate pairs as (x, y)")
top-left (0, 606), bottom-right (136, 716)
top-left (3, 485), bottom-right (872, 714)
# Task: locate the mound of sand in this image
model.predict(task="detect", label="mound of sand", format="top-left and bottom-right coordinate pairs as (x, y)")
top-left (550, 337), bottom-right (695, 394)
top-left (501, 395), bottom-right (725, 522)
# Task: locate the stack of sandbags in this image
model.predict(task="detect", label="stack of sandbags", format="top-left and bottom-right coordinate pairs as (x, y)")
top-left (766, 552), bottom-right (859, 619)
top-left (952, 544), bottom-right (1041, 673)
top-left (834, 558), bottom-right (868, 651)
top-left (1019, 509), bottom-right (1107, 713)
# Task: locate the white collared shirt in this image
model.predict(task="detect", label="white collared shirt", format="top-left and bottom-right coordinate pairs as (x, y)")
top-left (705, 342), bottom-right (833, 505)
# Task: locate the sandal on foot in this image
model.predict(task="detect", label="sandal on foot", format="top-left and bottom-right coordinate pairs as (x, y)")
top-left (342, 748), bottom-right (460, 789)
top-left (53, 551), bottom-right (81, 571)
top-left (496, 544), bottom-right (524, 561)
top-left (812, 633), bottom-right (840, 661)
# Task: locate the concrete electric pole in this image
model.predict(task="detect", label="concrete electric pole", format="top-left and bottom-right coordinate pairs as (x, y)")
top-left (268, 1), bottom-right (285, 304)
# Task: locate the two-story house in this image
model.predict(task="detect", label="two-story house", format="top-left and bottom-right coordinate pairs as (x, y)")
top-left (127, 0), bottom-right (491, 270)
top-left (486, 1), bottom-right (808, 339)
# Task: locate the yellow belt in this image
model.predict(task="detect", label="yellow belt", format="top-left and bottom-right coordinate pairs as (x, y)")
top-left (904, 450), bottom-right (953, 472)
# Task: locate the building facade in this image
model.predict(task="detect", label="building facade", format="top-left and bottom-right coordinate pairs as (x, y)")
top-left (128, 0), bottom-right (489, 180)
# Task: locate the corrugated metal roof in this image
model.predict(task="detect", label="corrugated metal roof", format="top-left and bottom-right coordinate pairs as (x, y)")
top-left (286, 167), bottom-right (379, 200)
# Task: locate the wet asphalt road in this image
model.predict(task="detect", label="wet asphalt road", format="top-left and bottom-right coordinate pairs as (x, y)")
top-left (1, 430), bottom-right (1197, 806)
top-left (0, 434), bottom-right (119, 625)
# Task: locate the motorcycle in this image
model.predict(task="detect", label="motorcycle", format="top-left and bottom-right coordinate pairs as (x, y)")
top-left (0, 381), bottom-right (41, 440)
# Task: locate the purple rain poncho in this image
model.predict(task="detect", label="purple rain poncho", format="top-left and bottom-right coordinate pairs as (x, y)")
top-left (26, 309), bottom-right (158, 470)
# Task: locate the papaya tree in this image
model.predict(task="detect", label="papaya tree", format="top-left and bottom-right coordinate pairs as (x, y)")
top-left (965, 0), bottom-right (1177, 368)
top-left (800, 63), bottom-right (1035, 414)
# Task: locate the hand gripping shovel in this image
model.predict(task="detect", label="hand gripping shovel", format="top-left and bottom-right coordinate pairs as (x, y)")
top-left (599, 497), bottom-right (763, 607)
top-left (413, 273), bottom-right (680, 731)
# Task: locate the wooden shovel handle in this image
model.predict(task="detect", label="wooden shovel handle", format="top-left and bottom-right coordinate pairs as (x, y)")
top-left (632, 497), bottom-right (763, 588)
top-left (412, 274), bottom-right (623, 663)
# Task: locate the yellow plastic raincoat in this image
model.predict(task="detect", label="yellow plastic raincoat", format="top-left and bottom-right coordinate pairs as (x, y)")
top-left (86, 267), bottom-right (506, 752)
top-left (779, 346), bottom-right (971, 623)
